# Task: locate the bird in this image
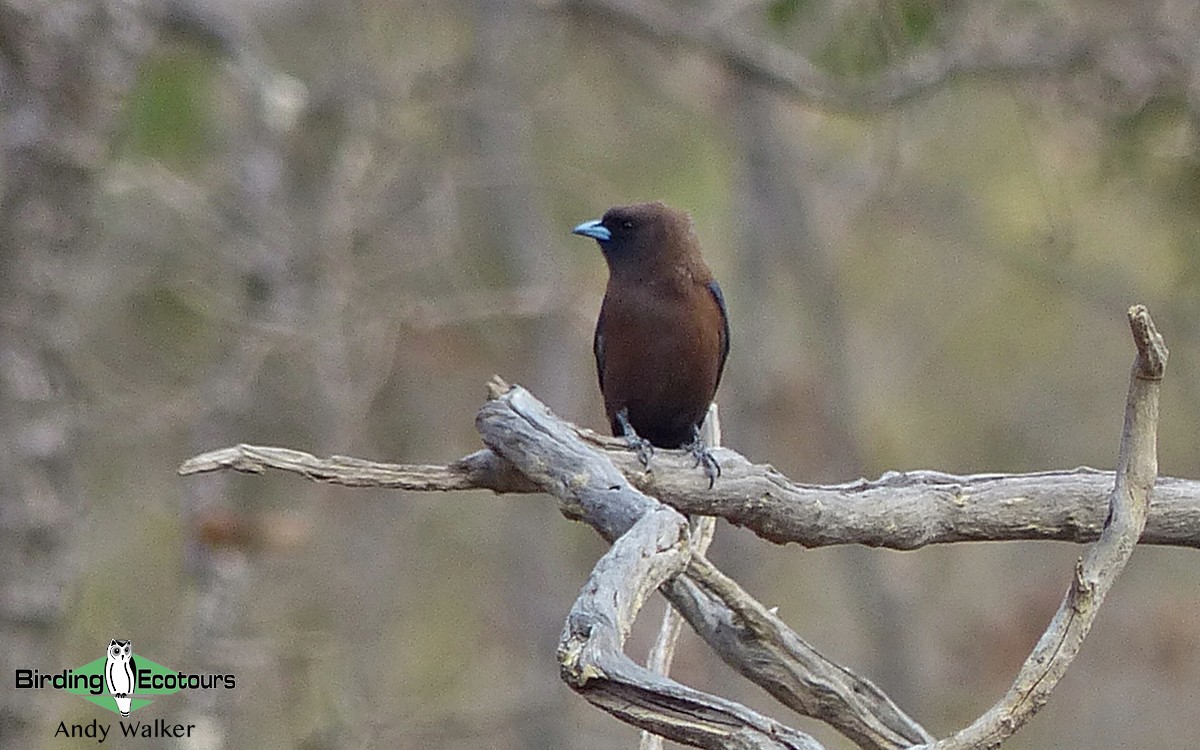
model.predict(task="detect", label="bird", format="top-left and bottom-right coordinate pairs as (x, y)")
top-left (572, 201), bottom-right (729, 486)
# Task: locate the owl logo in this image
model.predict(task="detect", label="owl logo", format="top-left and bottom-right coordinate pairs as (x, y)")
top-left (104, 639), bottom-right (136, 717)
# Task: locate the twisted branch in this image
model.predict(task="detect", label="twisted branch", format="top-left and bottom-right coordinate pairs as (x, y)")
top-left (179, 306), bottom-right (1179, 749)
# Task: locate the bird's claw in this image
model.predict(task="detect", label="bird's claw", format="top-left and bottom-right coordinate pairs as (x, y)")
top-left (627, 434), bottom-right (654, 468)
top-left (615, 408), bottom-right (654, 469)
top-left (687, 437), bottom-right (721, 489)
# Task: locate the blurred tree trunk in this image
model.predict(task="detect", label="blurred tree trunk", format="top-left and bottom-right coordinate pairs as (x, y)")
top-left (0, 2), bottom-right (152, 745)
top-left (460, 1), bottom-right (577, 746)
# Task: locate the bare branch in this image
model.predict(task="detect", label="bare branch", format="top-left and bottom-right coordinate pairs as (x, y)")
top-left (178, 307), bottom-right (1181, 749)
top-left (477, 384), bottom-right (930, 748)
top-left (179, 445), bottom-right (1200, 552)
top-left (181, 385), bottom-right (934, 748)
top-left (923, 305), bottom-right (1166, 750)
top-left (560, 505), bottom-right (823, 749)
top-left (669, 553), bottom-right (933, 749)
top-left (475, 379), bottom-right (830, 747)
top-left (179, 443), bottom-right (520, 491)
top-left (641, 405), bottom-right (721, 750)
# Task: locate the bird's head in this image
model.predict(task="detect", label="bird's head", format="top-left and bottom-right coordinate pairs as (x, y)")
top-left (572, 202), bottom-right (695, 272)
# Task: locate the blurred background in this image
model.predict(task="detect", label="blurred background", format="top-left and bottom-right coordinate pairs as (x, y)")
top-left (3, 0), bottom-right (1200, 748)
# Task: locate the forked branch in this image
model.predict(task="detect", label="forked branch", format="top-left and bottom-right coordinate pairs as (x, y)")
top-left (179, 305), bottom-right (1176, 749)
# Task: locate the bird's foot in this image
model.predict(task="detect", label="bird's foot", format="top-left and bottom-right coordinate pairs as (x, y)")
top-left (627, 434), bottom-right (654, 468)
top-left (615, 408), bottom-right (654, 469)
top-left (686, 430), bottom-right (721, 489)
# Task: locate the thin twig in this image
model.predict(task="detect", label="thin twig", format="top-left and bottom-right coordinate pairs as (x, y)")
top-left (640, 404), bottom-right (721, 750)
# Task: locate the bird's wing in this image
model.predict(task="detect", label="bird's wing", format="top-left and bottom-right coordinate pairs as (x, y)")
top-left (706, 280), bottom-right (730, 390)
top-left (593, 304), bottom-right (606, 392)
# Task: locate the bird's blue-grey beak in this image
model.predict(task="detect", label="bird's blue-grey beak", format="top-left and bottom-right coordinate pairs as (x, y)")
top-left (572, 219), bottom-right (611, 242)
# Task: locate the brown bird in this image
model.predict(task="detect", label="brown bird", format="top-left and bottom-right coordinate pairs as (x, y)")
top-left (572, 202), bottom-right (729, 485)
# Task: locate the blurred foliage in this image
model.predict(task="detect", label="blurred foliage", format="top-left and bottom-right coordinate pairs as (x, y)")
top-left (120, 47), bottom-right (219, 168)
top-left (816, 0), bottom-right (940, 75)
top-left (767, 0), bottom-right (807, 30)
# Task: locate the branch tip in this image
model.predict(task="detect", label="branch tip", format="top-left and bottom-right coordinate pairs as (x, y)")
top-left (1126, 305), bottom-right (1167, 378)
top-left (487, 375), bottom-right (514, 400)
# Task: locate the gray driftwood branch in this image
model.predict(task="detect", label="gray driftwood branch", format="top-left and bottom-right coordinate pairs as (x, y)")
top-left (474, 378), bottom-right (836, 748)
top-left (473, 377), bottom-right (927, 748)
top-left (641, 407), bottom-right (721, 750)
top-left (922, 303), bottom-right (1166, 749)
top-left (179, 386), bottom-right (932, 746)
top-left (178, 435), bottom-right (1200, 553)
top-left (557, 503), bottom-right (822, 749)
top-left (178, 306), bottom-right (1178, 749)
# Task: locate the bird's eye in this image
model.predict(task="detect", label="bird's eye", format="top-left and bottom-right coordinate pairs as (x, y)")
top-left (622, 220), bottom-right (634, 230)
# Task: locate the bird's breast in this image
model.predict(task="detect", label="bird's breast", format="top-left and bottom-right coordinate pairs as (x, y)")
top-left (598, 280), bottom-right (724, 447)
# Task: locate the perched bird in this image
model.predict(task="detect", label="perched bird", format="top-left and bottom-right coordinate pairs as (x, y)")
top-left (572, 202), bottom-right (729, 486)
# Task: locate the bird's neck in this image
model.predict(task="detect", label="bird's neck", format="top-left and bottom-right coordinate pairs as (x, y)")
top-left (609, 259), bottom-right (686, 291)
top-left (606, 258), bottom-right (708, 296)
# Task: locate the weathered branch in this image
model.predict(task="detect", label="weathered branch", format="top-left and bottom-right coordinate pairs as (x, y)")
top-left (641, 406), bottom-right (721, 750)
top-left (478, 381), bottom-right (930, 749)
top-left (178, 444), bottom-right (1200, 552)
top-left (668, 554), bottom-right (933, 749)
top-left (174, 423), bottom-right (938, 749)
top-left (178, 308), bottom-right (1180, 750)
top-left (559, 505), bottom-right (823, 749)
top-left (473, 379), bottom-right (832, 747)
top-left (181, 377), bottom-right (930, 747)
top-left (923, 304), bottom-right (1166, 749)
